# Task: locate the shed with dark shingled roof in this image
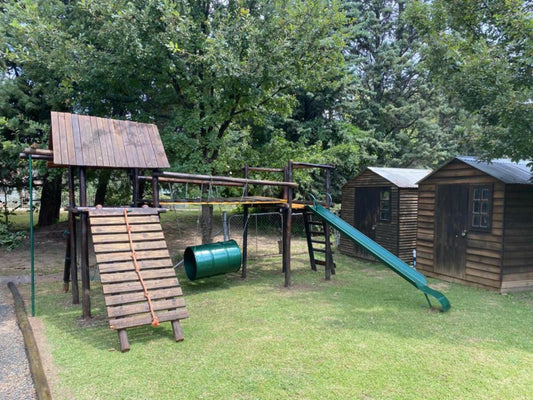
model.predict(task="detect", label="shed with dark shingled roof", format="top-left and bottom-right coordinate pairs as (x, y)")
top-left (416, 156), bottom-right (533, 293)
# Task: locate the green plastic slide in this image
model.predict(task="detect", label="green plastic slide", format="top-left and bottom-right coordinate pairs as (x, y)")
top-left (305, 203), bottom-right (450, 312)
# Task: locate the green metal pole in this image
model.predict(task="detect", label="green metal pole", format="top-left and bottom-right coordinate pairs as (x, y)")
top-left (29, 155), bottom-right (35, 317)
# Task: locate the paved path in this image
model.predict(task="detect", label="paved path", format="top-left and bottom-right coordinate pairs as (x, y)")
top-left (0, 276), bottom-right (37, 400)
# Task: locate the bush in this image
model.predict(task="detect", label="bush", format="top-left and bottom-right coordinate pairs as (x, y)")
top-left (0, 223), bottom-right (27, 250)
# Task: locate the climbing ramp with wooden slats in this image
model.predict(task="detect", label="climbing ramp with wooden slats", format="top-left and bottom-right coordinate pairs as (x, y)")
top-left (87, 206), bottom-right (188, 352)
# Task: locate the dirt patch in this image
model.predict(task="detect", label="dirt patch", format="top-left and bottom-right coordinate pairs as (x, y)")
top-left (0, 222), bottom-right (71, 277)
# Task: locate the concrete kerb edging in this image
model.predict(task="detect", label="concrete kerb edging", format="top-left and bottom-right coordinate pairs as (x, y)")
top-left (7, 282), bottom-right (52, 400)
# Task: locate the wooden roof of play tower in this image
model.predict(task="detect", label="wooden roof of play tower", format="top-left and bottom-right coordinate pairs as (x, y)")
top-left (49, 111), bottom-right (170, 169)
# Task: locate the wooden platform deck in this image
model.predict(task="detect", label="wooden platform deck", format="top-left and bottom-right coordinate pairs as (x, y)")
top-left (87, 207), bottom-right (188, 351)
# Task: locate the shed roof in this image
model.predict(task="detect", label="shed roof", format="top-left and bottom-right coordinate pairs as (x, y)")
top-left (366, 167), bottom-right (432, 188)
top-left (418, 156), bottom-right (533, 185)
top-left (456, 156), bottom-right (532, 184)
top-left (49, 112), bottom-right (170, 169)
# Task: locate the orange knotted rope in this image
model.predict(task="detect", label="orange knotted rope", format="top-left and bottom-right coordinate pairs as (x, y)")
top-left (123, 209), bottom-right (159, 327)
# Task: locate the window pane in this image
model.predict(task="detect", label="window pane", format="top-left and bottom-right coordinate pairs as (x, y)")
top-left (379, 189), bottom-right (391, 221)
top-left (470, 185), bottom-right (492, 230)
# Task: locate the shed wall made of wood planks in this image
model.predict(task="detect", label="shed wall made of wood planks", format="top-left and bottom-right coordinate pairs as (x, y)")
top-left (49, 112), bottom-right (170, 169)
top-left (416, 159), bottom-right (505, 290)
top-left (398, 189), bottom-right (418, 262)
top-left (339, 169), bottom-right (420, 262)
top-left (501, 185), bottom-right (533, 292)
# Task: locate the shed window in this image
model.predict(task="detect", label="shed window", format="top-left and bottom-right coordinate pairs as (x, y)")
top-left (470, 185), bottom-right (492, 230)
top-left (379, 189), bottom-right (391, 222)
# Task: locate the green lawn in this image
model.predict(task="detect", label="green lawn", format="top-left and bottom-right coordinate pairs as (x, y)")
top-left (25, 253), bottom-right (532, 400)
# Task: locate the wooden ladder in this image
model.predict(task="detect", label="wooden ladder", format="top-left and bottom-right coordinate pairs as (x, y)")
top-left (88, 207), bottom-right (188, 352)
top-left (303, 209), bottom-right (336, 280)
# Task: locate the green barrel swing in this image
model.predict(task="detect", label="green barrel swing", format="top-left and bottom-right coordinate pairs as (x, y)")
top-left (183, 240), bottom-right (242, 280)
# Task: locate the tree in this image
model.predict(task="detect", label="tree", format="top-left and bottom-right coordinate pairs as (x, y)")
top-left (342, 0), bottom-right (467, 168)
top-left (240, 84), bottom-right (366, 202)
top-left (158, 1), bottom-right (347, 240)
top-left (1, 1), bottom-right (69, 226)
top-left (408, 0), bottom-right (533, 161)
top-left (1, 0), bottom-right (347, 240)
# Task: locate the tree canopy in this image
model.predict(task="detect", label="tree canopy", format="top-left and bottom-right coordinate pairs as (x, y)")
top-left (1, 0), bottom-right (347, 171)
top-left (408, 0), bottom-right (533, 161)
top-left (1, 0), bottom-right (531, 226)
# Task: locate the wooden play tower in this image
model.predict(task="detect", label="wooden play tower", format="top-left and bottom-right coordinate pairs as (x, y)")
top-left (23, 112), bottom-right (188, 351)
top-left (21, 112), bottom-right (335, 350)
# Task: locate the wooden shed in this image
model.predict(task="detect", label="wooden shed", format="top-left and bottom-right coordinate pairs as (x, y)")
top-left (339, 167), bottom-right (431, 263)
top-left (416, 156), bottom-right (533, 293)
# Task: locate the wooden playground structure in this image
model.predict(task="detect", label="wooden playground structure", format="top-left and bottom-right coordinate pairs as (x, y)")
top-left (22, 112), bottom-right (335, 351)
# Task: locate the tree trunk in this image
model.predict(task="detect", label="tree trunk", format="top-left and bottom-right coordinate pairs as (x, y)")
top-left (94, 170), bottom-right (111, 206)
top-left (2, 190), bottom-right (9, 225)
top-left (38, 172), bottom-right (63, 227)
top-left (200, 204), bottom-right (213, 244)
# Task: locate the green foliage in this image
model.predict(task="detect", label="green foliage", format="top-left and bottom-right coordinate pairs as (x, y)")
top-left (0, 140), bottom-right (26, 187)
top-left (1, 0), bottom-right (349, 180)
top-left (408, 0), bottom-right (533, 161)
top-left (0, 222), bottom-right (27, 250)
top-left (342, 0), bottom-right (463, 168)
top-left (2, 0), bottom-right (530, 212)
top-left (159, 0), bottom-right (347, 174)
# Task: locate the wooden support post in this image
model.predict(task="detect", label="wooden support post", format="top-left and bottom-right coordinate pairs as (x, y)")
top-left (282, 161), bottom-right (293, 287)
top-left (303, 210), bottom-right (317, 271)
top-left (326, 168), bottom-right (331, 208)
top-left (79, 167), bottom-right (91, 319)
top-left (171, 320), bottom-right (185, 342)
top-left (324, 220), bottom-right (332, 281)
top-left (118, 330), bottom-right (130, 352)
top-left (132, 168), bottom-right (140, 207)
top-left (62, 235), bottom-right (71, 292)
top-left (282, 167), bottom-right (288, 275)
top-left (152, 169), bottom-right (160, 208)
top-left (242, 163), bottom-right (249, 279)
top-left (68, 167), bottom-right (79, 304)
top-left (324, 167), bottom-right (334, 278)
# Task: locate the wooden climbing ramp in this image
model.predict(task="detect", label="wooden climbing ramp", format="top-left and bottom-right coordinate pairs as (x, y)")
top-left (87, 206), bottom-right (188, 352)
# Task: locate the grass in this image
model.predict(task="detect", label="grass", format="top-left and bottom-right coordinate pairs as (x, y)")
top-left (23, 253), bottom-right (532, 400)
top-left (5, 210), bottom-right (69, 230)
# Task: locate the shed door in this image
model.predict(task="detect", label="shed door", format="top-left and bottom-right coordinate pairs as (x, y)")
top-left (435, 184), bottom-right (468, 278)
top-left (354, 187), bottom-right (382, 241)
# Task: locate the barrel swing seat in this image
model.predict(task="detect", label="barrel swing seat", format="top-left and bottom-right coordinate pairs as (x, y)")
top-left (184, 240), bottom-right (241, 280)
